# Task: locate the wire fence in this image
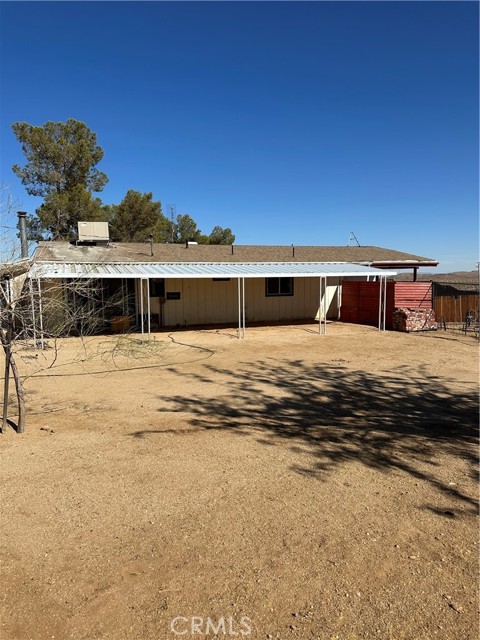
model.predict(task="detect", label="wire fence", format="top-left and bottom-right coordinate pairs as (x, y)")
top-left (437, 309), bottom-right (479, 339)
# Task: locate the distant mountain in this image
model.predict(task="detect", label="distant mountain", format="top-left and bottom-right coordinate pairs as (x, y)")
top-left (395, 270), bottom-right (478, 293)
top-left (395, 270), bottom-right (478, 284)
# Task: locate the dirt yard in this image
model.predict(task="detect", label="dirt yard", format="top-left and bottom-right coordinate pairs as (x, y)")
top-left (1, 323), bottom-right (478, 640)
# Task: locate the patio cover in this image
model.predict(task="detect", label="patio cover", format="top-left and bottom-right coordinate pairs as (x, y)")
top-left (28, 261), bottom-right (397, 279)
top-left (27, 261), bottom-right (397, 337)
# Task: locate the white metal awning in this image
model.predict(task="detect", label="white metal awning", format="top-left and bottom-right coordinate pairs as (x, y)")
top-left (28, 261), bottom-right (397, 279)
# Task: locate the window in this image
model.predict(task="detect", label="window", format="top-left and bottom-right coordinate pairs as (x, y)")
top-left (265, 277), bottom-right (294, 297)
top-left (212, 278), bottom-right (230, 282)
top-left (149, 279), bottom-right (165, 297)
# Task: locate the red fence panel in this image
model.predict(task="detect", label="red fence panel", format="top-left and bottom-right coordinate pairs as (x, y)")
top-left (341, 281), bottom-right (395, 328)
top-left (341, 281), bottom-right (433, 329)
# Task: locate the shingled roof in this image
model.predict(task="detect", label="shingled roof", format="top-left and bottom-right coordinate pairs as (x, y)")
top-left (34, 242), bottom-right (438, 269)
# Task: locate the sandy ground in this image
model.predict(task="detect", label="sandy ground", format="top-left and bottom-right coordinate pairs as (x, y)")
top-left (0, 323), bottom-right (478, 640)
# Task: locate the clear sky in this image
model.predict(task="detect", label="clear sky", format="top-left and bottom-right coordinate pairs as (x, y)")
top-left (0, 1), bottom-right (478, 271)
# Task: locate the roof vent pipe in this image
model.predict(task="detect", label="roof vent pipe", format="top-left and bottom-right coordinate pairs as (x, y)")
top-left (17, 211), bottom-right (28, 259)
top-left (147, 234), bottom-right (154, 257)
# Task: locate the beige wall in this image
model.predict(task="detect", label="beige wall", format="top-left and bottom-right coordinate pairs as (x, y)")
top-left (40, 277), bottom-right (340, 333)
top-left (156, 277), bottom-right (339, 327)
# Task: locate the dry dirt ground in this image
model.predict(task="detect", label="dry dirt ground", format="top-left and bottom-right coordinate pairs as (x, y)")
top-left (1, 323), bottom-right (478, 640)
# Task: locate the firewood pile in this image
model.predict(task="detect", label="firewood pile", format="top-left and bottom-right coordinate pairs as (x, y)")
top-left (392, 307), bottom-right (437, 332)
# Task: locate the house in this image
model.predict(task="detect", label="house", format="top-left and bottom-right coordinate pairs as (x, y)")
top-left (25, 223), bottom-right (438, 338)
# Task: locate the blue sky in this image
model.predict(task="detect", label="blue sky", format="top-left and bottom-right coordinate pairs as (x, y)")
top-left (1, 1), bottom-right (478, 271)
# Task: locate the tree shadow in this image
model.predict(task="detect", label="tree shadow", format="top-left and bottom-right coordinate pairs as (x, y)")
top-left (132, 358), bottom-right (479, 513)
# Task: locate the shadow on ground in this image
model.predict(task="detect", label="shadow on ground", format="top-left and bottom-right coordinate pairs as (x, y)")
top-left (132, 358), bottom-right (479, 514)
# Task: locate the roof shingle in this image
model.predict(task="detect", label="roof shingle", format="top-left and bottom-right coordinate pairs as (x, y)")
top-left (34, 242), bottom-right (438, 267)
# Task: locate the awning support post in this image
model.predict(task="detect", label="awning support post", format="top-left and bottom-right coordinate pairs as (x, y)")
top-left (140, 278), bottom-right (144, 339)
top-left (37, 278), bottom-right (44, 349)
top-left (378, 276), bottom-right (388, 331)
top-left (323, 276), bottom-right (327, 335)
top-left (318, 276), bottom-right (327, 335)
top-left (383, 276), bottom-right (387, 331)
top-left (242, 277), bottom-right (246, 338)
top-left (29, 278), bottom-right (37, 345)
top-left (139, 278), bottom-right (150, 340)
top-left (378, 276), bottom-right (382, 331)
top-left (100, 279), bottom-right (105, 323)
top-left (318, 276), bottom-right (322, 334)
top-left (147, 279), bottom-right (151, 338)
top-left (337, 277), bottom-right (343, 320)
top-left (237, 278), bottom-right (241, 339)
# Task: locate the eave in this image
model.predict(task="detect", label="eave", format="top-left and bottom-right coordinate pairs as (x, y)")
top-left (369, 261), bottom-right (439, 270)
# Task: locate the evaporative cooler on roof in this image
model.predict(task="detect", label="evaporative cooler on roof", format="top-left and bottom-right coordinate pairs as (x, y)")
top-left (77, 221), bottom-right (110, 244)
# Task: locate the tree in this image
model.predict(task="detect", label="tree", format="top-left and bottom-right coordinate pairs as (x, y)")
top-left (0, 190), bottom-right (26, 431)
top-left (0, 261), bottom-right (137, 433)
top-left (207, 226), bottom-right (235, 245)
top-left (11, 119), bottom-right (108, 239)
top-left (12, 119), bottom-right (107, 197)
top-left (1, 267), bottom-right (26, 433)
top-left (34, 186), bottom-right (105, 240)
top-left (108, 203), bottom-right (236, 246)
top-left (108, 191), bottom-right (163, 242)
top-left (173, 214), bottom-right (202, 243)
top-left (152, 214), bottom-right (174, 244)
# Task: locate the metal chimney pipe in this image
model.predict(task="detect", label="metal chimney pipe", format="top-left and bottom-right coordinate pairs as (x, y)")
top-left (17, 211), bottom-right (28, 259)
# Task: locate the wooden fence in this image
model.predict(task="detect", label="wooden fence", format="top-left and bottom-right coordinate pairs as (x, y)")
top-left (432, 281), bottom-right (479, 323)
top-left (433, 294), bottom-right (479, 324)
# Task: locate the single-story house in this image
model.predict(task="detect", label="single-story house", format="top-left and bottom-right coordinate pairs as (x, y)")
top-left (25, 223), bottom-right (438, 338)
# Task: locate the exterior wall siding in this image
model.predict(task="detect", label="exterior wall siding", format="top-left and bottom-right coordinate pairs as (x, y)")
top-left (160, 277), bottom-right (339, 327)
